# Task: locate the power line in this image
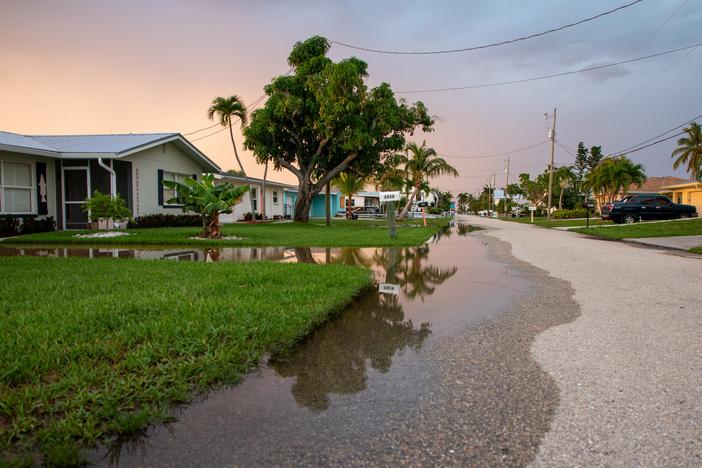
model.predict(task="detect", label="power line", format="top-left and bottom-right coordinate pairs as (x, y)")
top-left (613, 112), bottom-right (702, 154)
top-left (331, 0), bottom-right (644, 55)
top-left (396, 41), bottom-right (702, 94)
top-left (613, 131), bottom-right (685, 156)
top-left (440, 140), bottom-right (549, 159)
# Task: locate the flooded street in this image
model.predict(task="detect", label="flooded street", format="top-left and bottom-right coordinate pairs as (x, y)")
top-left (67, 224), bottom-right (577, 467)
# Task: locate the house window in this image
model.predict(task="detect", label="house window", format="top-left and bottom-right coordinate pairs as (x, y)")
top-left (675, 192), bottom-right (683, 204)
top-left (0, 161), bottom-right (34, 214)
top-left (162, 171), bottom-right (190, 205)
top-left (251, 187), bottom-right (258, 212)
top-left (272, 190), bottom-right (279, 205)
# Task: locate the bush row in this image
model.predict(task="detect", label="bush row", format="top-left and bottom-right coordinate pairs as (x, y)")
top-left (0, 216), bottom-right (56, 236)
top-left (127, 214), bottom-right (201, 229)
top-left (551, 208), bottom-right (598, 219)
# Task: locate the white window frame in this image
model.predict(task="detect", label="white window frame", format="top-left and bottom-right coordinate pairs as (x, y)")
top-left (162, 171), bottom-right (191, 207)
top-left (272, 190), bottom-right (279, 205)
top-left (251, 186), bottom-right (258, 212)
top-left (0, 160), bottom-right (35, 215)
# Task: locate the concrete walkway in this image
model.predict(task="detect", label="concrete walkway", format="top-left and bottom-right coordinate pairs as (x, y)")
top-left (624, 235), bottom-right (702, 251)
top-left (462, 215), bottom-right (702, 466)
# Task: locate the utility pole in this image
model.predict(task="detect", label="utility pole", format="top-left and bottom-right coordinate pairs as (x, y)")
top-left (504, 156), bottom-right (510, 214)
top-left (546, 108), bottom-right (557, 221)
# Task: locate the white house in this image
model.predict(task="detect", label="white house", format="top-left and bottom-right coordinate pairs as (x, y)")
top-left (0, 131), bottom-right (221, 229)
top-left (216, 174), bottom-right (294, 222)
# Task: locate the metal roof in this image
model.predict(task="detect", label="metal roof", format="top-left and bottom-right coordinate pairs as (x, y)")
top-left (0, 130), bottom-right (220, 172)
top-left (31, 133), bottom-right (175, 153)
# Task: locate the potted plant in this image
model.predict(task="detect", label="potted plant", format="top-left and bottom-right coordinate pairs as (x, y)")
top-left (83, 191), bottom-right (132, 229)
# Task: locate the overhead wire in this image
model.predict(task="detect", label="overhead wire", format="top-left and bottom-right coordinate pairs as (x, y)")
top-left (612, 111), bottom-right (702, 154)
top-left (395, 41), bottom-right (702, 94)
top-left (330, 0), bottom-right (644, 55)
top-left (440, 140), bottom-right (549, 159)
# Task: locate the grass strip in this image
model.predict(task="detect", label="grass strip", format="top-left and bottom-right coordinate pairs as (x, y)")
top-left (502, 217), bottom-right (612, 228)
top-left (571, 218), bottom-right (702, 239)
top-left (2, 218), bottom-right (450, 248)
top-left (690, 247), bottom-right (702, 254)
top-left (0, 257), bottom-right (372, 465)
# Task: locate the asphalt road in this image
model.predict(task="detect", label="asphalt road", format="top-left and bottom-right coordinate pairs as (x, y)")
top-left (466, 215), bottom-right (702, 466)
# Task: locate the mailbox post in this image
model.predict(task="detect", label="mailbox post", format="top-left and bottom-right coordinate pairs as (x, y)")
top-left (380, 191), bottom-right (401, 239)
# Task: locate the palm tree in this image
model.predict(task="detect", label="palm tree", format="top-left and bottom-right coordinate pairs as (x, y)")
top-left (396, 142), bottom-right (459, 220)
top-left (556, 165), bottom-right (576, 210)
top-left (457, 192), bottom-right (470, 213)
top-left (207, 96), bottom-right (256, 216)
top-left (671, 122), bottom-right (702, 182)
top-left (584, 156), bottom-right (646, 206)
top-left (333, 171), bottom-right (367, 219)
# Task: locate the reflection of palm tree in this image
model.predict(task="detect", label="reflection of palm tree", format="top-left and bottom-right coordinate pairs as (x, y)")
top-left (397, 247), bottom-right (457, 301)
top-left (270, 289), bottom-right (430, 411)
top-left (331, 248), bottom-right (373, 268)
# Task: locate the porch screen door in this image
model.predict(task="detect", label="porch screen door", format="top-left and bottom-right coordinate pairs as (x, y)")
top-left (63, 168), bottom-right (89, 229)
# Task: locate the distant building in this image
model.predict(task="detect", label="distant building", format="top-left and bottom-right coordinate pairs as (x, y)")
top-left (658, 181), bottom-right (702, 214)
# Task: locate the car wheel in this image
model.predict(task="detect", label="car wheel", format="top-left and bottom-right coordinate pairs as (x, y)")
top-left (623, 213), bottom-right (636, 224)
top-left (679, 213), bottom-right (689, 219)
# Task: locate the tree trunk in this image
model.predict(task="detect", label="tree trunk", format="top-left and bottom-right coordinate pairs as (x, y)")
top-left (293, 177), bottom-right (317, 222)
top-left (558, 186), bottom-right (564, 211)
top-left (228, 123), bottom-right (256, 217)
top-left (262, 160), bottom-right (268, 221)
top-left (325, 182), bottom-right (331, 226)
top-left (397, 185), bottom-right (420, 220)
top-left (206, 212), bottom-right (221, 239)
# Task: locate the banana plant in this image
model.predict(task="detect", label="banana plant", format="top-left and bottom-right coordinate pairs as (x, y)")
top-left (163, 174), bottom-right (248, 238)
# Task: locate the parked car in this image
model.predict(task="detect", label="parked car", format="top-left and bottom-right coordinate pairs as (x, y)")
top-left (601, 194), bottom-right (698, 224)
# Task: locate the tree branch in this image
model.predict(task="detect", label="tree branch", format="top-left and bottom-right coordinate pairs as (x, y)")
top-left (275, 156), bottom-right (302, 179)
top-left (314, 152), bottom-right (359, 191)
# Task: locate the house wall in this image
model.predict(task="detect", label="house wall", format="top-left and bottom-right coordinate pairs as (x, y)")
top-left (661, 187), bottom-right (702, 214)
top-left (216, 178), bottom-right (287, 222)
top-left (123, 143), bottom-right (204, 217)
top-left (281, 191), bottom-right (339, 218)
top-left (0, 150), bottom-right (57, 222)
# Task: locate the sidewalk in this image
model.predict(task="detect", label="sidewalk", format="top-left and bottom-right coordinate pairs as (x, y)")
top-left (624, 235), bottom-right (702, 251)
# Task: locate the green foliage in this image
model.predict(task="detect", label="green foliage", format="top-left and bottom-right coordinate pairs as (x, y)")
top-left (243, 35), bottom-right (434, 222)
top-left (551, 208), bottom-right (591, 219)
top-left (82, 191), bottom-right (132, 224)
top-left (163, 174), bottom-right (248, 238)
top-left (583, 156), bottom-right (646, 204)
top-left (518, 173), bottom-right (547, 207)
top-left (224, 168), bottom-right (246, 177)
top-left (671, 122), bottom-right (702, 181)
top-left (588, 145), bottom-right (603, 171)
top-left (127, 214), bottom-right (201, 229)
top-left (207, 95), bottom-right (248, 129)
top-left (0, 257), bottom-right (371, 463)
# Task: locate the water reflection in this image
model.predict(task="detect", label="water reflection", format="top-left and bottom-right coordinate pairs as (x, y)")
top-left (270, 289), bottom-right (431, 411)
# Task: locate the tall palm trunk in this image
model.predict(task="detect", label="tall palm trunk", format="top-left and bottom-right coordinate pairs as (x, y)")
top-left (325, 182), bottom-right (331, 226)
top-left (262, 160), bottom-right (268, 220)
top-left (558, 186), bottom-right (565, 210)
top-left (228, 122), bottom-right (256, 218)
top-left (397, 185), bottom-right (420, 220)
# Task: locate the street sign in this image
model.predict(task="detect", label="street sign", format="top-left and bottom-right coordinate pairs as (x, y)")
top-left (379, 191), bottom-right (401, 203)
top-left (378, 283), bottom-right (400, 295)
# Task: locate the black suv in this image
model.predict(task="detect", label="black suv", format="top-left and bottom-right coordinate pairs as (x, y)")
top-left (601, 194), bottom-right (698, 224)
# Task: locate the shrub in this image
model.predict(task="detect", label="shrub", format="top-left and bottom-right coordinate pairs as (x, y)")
top-left (242, 212), bottom-right (263, 222)
top-left (83, 191), bottom-right (132, 224)
top-left (127, 214), bottom-right (202, 229)
top-left (19, 217), bottom-right (56, 234)
top-left (0, 216), bottom-right (20, 236)
top-left (551, 208), bottom-right (591, 219)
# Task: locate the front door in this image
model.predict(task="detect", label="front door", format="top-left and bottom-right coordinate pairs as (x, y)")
top-left (63, 168), bottom-right (90, 229)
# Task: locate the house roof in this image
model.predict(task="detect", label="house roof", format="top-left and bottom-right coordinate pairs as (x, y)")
top-left (0, 130), bottom-right (221, 172)
top-left (216, 173), bottom-right (295, 188)
top-left (659, 181), bottom-right (702, 190)
top-left (627, 176), bottom-right (692, 193)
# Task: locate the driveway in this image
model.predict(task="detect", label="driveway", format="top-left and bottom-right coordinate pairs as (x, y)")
top-left (464, 215), bottom-right (702, 466)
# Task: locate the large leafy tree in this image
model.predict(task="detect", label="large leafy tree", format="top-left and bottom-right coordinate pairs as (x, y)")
top-left (518, 173), bottom-right (547, 208)
top-left (207, 96), bottom-right (255, 215)
top-left (396, 141), bottom-right (458, 220)
top-left (671, 122), bottom-right (702, 181)
top-left (584, 156), bottom-right (646, 205)
top-left (333, 171), bottom-right (367, 219)
top-left (163, 174), bottom-right (248, 239)
top-left (243, 36), bottom-right (433, 222)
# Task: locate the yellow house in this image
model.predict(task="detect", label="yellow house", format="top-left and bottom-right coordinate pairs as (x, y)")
top-left (659, 182), bottom-right (702, 215)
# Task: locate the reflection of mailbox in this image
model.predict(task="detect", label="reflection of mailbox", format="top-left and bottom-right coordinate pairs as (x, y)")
top-left (417, 201), bottom-right (429, 208)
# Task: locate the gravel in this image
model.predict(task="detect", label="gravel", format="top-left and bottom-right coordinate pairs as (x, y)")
top-left (466, 216), bottom-right (702, 467)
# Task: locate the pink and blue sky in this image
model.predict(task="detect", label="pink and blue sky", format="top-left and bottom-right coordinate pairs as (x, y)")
top-left (1, 0), bottom-right (700, 194)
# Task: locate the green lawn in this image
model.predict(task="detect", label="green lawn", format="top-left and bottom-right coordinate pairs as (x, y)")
top-left (571, 218), bottom-right (702, 239)
top-left (502, 216), bottom-right (612, 228)
top-left (2, 218), bottom-right (450, 248)
top-left (0, 257), bottom-right (371, 465)
top-left (690, 247), bottom-right (702, 254)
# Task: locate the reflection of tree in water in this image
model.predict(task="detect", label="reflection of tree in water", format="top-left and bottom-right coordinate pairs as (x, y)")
top-left (457, 223), bottom-right (481, 236)
top-left (293, 247), bottom-right (317, 264)
top-left (270, 288), bottom-right (430, 411)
